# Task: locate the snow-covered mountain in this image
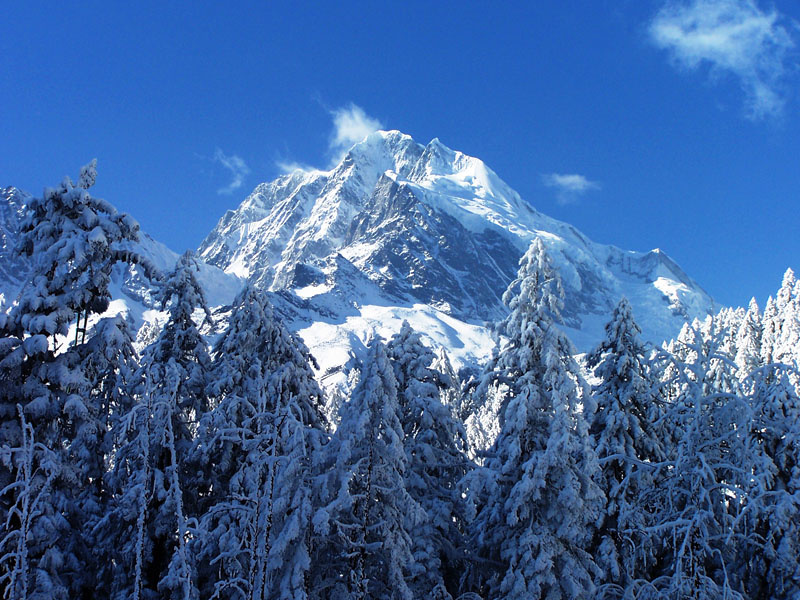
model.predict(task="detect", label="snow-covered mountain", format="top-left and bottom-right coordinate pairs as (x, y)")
top-left (198, 131), bottom-right (714, 386)
top-left (2, 132), bottom-right (714, 392)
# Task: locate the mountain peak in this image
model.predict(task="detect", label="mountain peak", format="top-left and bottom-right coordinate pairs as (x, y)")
top-left (198, 131), bottom-right (714, 385)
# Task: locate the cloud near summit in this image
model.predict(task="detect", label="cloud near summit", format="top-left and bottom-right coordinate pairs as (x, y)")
top-left (328, 104), bottom-right (385, 164)
top-left (649, 0), bottom-right (796, 120)
top-left (276, 103), bottom-right (385, 173)
top-left (214, 148), bottom-right (250, 195)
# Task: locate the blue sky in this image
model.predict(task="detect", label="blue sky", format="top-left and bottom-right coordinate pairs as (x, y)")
top-left (2, 0), bottom-right (799, 309)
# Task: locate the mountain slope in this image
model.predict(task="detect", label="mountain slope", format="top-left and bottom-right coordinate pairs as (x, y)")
top-left (199, 131), bottom-right (714, 367)
top-left (2, 134), bottom-right (714, 394)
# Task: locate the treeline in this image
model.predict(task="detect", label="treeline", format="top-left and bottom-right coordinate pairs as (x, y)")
top-left (0, 164), bottom-right (798, 600)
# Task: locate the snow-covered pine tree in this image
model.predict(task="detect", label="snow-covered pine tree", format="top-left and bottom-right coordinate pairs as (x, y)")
top-left (66, 315), bottom-right (140, 598)
top-left (429, 346), bottom-right (461, 419)
top-left (699, 312), bottom-right (742, 395)
top-left (103, 251), bottom-right (212, 600)
top-left (0, 407), bottom-right (63, 600)
top-left (760, 296), bottom-right (779, 367)
top-left (646, 326), bottom-right (750, 600)
top-left (191, 286), bottom-right (326, 600)
top-left (386, 322), bottom-right (471, 599)
top-left (734, 298), bottom-right (762, 381)
top-left (773, 269), bottom-right (800, 385)
top-left (738, 364), bottom-right (800, 598)
top-left (587, 297), bottom-right (665, 595)
top-left (0, 162), bottom-right (151, 599)
top-left (471, 237), bottom-right (603, 600)
top-left (311, 337), bottom-right (421, 600)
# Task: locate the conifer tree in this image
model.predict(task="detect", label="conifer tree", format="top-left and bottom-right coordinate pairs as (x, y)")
top-left (191, 286), bottom-right (326, 600)
top-left (472, 238), bottom-right (603, 600)
top-left (734, 298), bottom-right (762, 379)
top-left (67, 315), bottom-right (140, 598)
top-left (311, 338), bottom-right (421, 600)
top-left (0, 162), bottom-right (150, 599)
top-left (430, 346), bottom-right (461, 419)
top-left (760, 296), bottom-right (779, 367)
top-left (387, 322), bottom-right (471, 599)
top-left (587, 297), bottom-right (664, 594)
top-left (647, 327), bottom-right (750, 600)
top-left (740, 365), bottom-right (800, 598)
top-left (773, 269), bottom-right (800, 381)
top-left (103, 251), bottom-right (212, 600)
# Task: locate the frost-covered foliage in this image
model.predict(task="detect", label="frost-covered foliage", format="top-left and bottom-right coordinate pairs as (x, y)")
top-left (644, 327), bottom-right (751, 600)
top-left (387, 322), bottom-right (471, 599)
top-left (0, 163), bottom-right (152, 599)
top-left (66, 315), bottom-right (140, 597)
top-left (0, 408), bottom-right (65, 600)
top-left (734, 297), bottom-right (762, 379)
top-left (587, 298), bottom-right (665, 594)
top-left (740, 365), bottom-right (800, 598)
top-left (470, 238), bottom-right (603, 600)
top-left (311, 338), bottom-right (421, 600)
top-left (191, 286), bottom-right (326, 600)
top-left (429, 346), bottom-right (461, 420)
top-left (102, 252), bottom-right (212, 600)
top-left (12, 160), bottom-right (150, 340)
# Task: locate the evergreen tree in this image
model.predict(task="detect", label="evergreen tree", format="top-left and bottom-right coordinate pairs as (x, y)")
top-left (0, 407), bottom-right (63, 600)
top-left (0, 162), bottom-right (150, 599)
top-left (386, 322), bottom-right (471, 599)
top-left (740, 365), bottom-right (800, 598)
top-left (760, 296), bottom-right (779, 367)
top-left (311, 338), bottom-right (421, 600)
top-left (773, 269), bottom-right (800, 381)
top-left (191, 286), bottom-right (326, 600)
top-left (472, 238), bottom-right (603, 600)
top-left (734, 298), bottom-right (762, 379)
top-left (647, 327), bottom-right (750, 599)
top-left (103, 251), bottom-right (212, 600)
top-left (67, 315), bottom-right (140, 599)
top-left (587, 298), bottom-right (664, 595)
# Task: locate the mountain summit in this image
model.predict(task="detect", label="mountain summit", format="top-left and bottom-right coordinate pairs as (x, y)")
top-left (199, 130), bottom-right (713, 382)
top-left (1, 134), bottom-right (714, 391)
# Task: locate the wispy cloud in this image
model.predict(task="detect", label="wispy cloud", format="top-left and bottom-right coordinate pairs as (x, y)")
top-left (214, 148), bottom-right (250, 195)
top-left (649, 0), bottom-right (796, 120)
top-left (273, 103), bottom-right (386, 173)
top-left (542, 173), bottom-right (601, 204)
top-left (328, 104), bottom-right (385, 164)
top-left (275, 160), bottom-right (317, 175)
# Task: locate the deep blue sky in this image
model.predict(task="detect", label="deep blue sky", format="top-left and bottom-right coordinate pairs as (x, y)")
top-left (3, 0), bottom-right (799, 309)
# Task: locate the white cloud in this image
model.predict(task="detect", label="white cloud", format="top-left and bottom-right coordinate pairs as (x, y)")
top-left (542, 173), bottom-right (601, 204)
top-left (649, 0), bottom-right (796, 119)
top-left (275, 159), bottom-right (316, 175)
top-left (329, 104), bottom-right (385, 163)
top-left (214, 148), bottom-right (250, 195)
top-left (274, 103), bottom-right (386, 173)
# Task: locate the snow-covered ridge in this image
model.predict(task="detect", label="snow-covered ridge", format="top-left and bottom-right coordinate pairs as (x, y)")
top-left (2, 132), bottom-right (714, 393)
top-left (199, 130), bottom-right (715, 365)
